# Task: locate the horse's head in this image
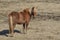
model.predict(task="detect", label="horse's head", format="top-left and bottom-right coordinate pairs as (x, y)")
top-left (31, 7), bottom-right (37, 19)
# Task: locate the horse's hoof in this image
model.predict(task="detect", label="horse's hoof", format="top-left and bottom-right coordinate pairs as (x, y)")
top-left (8, 34), bottom-right (14, 37)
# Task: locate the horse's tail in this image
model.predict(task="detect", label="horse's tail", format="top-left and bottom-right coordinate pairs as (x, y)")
top-left (8, 15), bottom-right (13, 33)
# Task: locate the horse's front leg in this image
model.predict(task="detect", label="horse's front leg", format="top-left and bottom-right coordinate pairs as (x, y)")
top-left (23, 23), bottom-right (29, 34)
top-left (25, 23), bottom-right (29, 33)
top-left (23, 23), bottom-right (26, 34)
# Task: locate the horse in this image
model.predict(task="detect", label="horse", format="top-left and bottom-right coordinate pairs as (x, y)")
top-left (8, 8), bottom-right (31, 37)
top-left (31, 7), bottom-right (37, 19)
top-left (8, 8), bottom-right (36, 37)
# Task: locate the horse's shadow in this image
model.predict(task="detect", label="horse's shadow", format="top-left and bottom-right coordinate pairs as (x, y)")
top-left (0, 29), bottom-right (21, 37)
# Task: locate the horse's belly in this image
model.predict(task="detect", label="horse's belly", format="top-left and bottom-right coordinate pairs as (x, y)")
top-left (17, 20), bottom-right (25, 24)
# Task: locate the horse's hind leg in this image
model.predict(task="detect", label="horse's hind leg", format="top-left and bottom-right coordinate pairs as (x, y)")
top-left (10, 25), bottom-right (14, 37)
top-left (10, 24), bottom-right (16, 37)
top-left (9, 16), bottom-right (14, 37)
top-left (9, 24), bottom-right (14, 37)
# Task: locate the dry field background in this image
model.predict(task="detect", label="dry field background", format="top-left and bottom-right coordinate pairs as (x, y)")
top-left (0, 0), bottom-right (60, 40)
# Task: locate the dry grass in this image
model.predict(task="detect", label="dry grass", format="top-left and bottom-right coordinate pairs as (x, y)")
top-left (0, 0), bottom-right (60, 40)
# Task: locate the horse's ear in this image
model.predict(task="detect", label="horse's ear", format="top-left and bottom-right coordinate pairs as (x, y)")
top-left (23, 9), bottom-right (26, 12)
top-left (32, 7), bottom-right (35, 9)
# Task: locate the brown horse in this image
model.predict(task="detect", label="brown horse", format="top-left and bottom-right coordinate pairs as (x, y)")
top-left (31, 7), bottom-right (37, 19)
top-left (8, 8), bottom-right (36, 37)
top-left (8, 8), bottom-right (31, 37)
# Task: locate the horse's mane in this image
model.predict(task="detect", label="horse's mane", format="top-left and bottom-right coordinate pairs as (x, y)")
top-left (23, 8), bottom-right (31, 15)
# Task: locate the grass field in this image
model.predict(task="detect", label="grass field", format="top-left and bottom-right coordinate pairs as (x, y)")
top-left (0, 0), bottom-right (60, 40)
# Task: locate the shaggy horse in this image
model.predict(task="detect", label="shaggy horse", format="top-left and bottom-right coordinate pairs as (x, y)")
top-left (8, 7), bottom-right (36, 37)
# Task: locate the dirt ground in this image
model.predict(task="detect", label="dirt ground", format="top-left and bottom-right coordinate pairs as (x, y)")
top-left (0, 0), bottom-right (60, 40)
